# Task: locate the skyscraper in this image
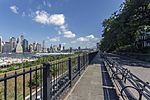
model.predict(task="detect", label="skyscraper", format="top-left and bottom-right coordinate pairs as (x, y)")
top-left (29, 44), bottom-right (34, 53)
top-left (16, 36), bottom-right (23, 53)
top-left (3, 42), bottom-right (11, 53)
top-left (42, 40), bottom-right (47, 52)
top-left (10, 37), bottom-right (16, 52)
top-left (20, 35), bottom-right (24, 44)
top-left (59, 44), bottom-right (61, 51)
top-left (63, 46), bottom-right (65, 51)
top-left (33, 42), bottom-right (37, 51)
top-left (22, 39), bottom-right (28, 52)
top-left (36, 43), bottom-right (42, 52)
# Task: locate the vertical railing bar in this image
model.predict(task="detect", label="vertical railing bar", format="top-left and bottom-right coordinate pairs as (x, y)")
top-left (40, 65), bottom-right (43, 99)
top-left (43, 63), bottom-right (51, 100)
top-left (51, 63), bottom-right (54, 97)
top-left (14, 71), bottom-right (17, 100)
top-left (50, 63), bottom-right (52, 99)
top-left (68, 58), bottom-right (72, 87)
top-left (30, 67), bottom-right (32, 100)
top-left (4, 73), bottom-right (7, 100)
top-left (54, 64), bottom-right (56, 95)
top-left (23, 69), bottom-right (25, 100)
top-left (35, 66), bottom-right (38, 100)
top-left (78, 55), bottom-right (81, 76)
top-left (56, 61), bottom-right (58, 91)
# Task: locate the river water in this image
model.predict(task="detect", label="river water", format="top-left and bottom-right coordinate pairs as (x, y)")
top-left (0, 53), bottom-right (35, 58)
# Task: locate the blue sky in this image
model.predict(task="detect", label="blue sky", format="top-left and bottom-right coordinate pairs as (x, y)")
top-left (0, 0), bottom-right (123, 48)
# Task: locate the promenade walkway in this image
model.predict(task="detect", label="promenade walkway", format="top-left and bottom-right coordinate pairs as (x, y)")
top-left (64, 53), bottom-right (118, 100)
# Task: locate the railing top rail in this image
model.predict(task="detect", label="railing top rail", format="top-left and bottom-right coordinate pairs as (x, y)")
top-left (0, 66), bottom-right (42, 82)
top-left (103, 54), bottom-right (150, 99)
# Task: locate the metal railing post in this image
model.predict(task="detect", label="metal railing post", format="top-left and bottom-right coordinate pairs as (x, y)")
top-left (68, 58), bottom-right (72, 87)
top-left (43, 63), bottom-right (51, 100)
top-left (88, 53), bottom-right (91, 64)
top-left (78, 55), bottom-right (81, 76)
top-left (83, 55), bottom-right (85, 70)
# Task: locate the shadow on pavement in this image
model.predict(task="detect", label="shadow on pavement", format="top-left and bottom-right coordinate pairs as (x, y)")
top-left (101, 63), bottom-right (119, 100)
top-left (90, 53), bottom-right (119, 100)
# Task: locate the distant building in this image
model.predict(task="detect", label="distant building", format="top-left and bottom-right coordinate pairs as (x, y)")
top-left (136, 32), bottom-right (150, 48)
top-left (33, 42), bottom-right (37, 51)
top-left (0, 37), bottom-right (2, 53)
top-left (42, 40), bottom-right (47, 52)
top-left (3, 42), bottom-right (11, 53)
top-left (63, 46), bottom-right (65, 51)
top-left (36, 43), bottom-right (42, 52)
top-left (20, 35), bottom-right (24, 45)
top-left (22, 39), bottom-right (28, 52)
top-left (58, 44), bottom-right (61, 51)
top-left (53, 45), bottom-right (58, 52)
top-left (49, 45), bottom-right (53, 53)
top-left (29, 44), bottom-right (34, 53)
top-left (10, 37), bottom-right (16, 52)
top-left (16, 36), bottom-right (23, 53)
top-left (69, 47), bottom-right (72, 53)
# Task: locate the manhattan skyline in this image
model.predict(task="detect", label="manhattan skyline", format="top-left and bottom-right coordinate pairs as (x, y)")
top-left (0, 0), bottom-right (123, 48)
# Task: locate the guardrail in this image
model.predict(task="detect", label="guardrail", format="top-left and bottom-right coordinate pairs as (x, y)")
top-left (102, 54), bottom-right (150, 100)
top-left (0, 51), bottom-right (98, 100)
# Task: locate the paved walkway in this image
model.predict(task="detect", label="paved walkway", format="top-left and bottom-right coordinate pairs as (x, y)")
top-left (66, 64), bottom-right (104, 100)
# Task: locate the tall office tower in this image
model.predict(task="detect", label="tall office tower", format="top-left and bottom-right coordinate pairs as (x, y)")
top-left (63, 46), bottom-right (65, 51)
top-left (3, 42), bottom-right (11, 53)
top-left (59, 44), bottom-right (61, 51)
top-left (50, 45), bottom-right (53, 53)
top-left (29, 44), bottom-right (34, 53)
top-left (42, 40), bottom-right (47, 52)
top-left (69, 47), bottom-right (72, 53)
top-left (22, 39), bottom-right (28, 52)
top-left (36, 43), bottom-right (42, 52)
top-left (0, 36), bottom-right (2, 53)
top-left (20, 35), bottom-right (24, 44)
top-left (33, 42), bottom-right (37, 51)
top-left (10, 37), bottom-right (16, 52)
top-left (53, 45), bottom-right (57, 52)
top-left (16, 36), bottom-right (23, 53)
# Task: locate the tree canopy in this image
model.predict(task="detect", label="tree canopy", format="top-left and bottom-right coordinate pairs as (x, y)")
top-left (100, 0), bottom-right (150, 52)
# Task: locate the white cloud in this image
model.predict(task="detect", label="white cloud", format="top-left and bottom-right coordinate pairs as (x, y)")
top-left (34, 11), bottom-right (65, 26)
top-left (59, 24), bottom-right (76, 38)
top-left (77, 37), bottom-right (89, 42)
top-left (64, 31), bottom-right (76, 38)
top-left (10, 5), bottom-right (19, 14)
top-left (34, 10), bottom-right (76, 38)
top-left (86, 35), bottom-right (94, 39)
top-left (34, 10), bottom-right (49, 24)
top-left (49, 14), bottom-right (65, 26)
top-left (48, 37), bottom-right (60, 42)
top-left (77, 34), bottom-right (95, 42)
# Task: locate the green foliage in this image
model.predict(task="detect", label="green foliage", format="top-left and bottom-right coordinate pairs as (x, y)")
top-left (28, 72), bottom-right (40, 88)
top-left (100, 0), bottom-right (150, 52)
top-left (0, 54), bottom-right (74, 73)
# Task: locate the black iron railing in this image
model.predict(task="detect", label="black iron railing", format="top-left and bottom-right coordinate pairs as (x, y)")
top-left (0, 51), bottom-right (98, 100)
top-left (102, 54), bottom-right (150, 100)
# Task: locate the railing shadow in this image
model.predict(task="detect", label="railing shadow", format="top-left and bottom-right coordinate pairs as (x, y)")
top-left (101, 63), bottom-right (119, 100)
